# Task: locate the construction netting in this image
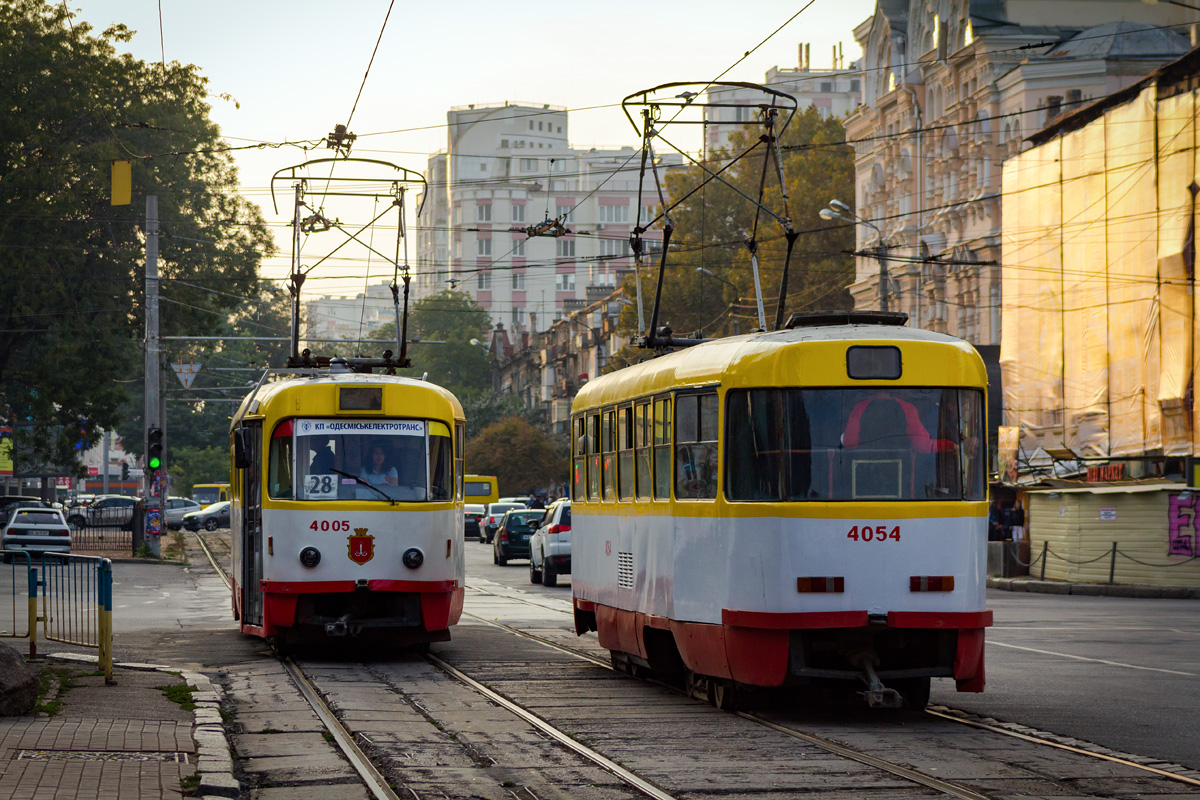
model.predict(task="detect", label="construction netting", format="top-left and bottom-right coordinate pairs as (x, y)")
top-left (1001, 83), bottom-right (1198, 459)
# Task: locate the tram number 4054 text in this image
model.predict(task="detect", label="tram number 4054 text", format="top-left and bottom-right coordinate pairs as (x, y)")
top-left (310, 520), bottom-right (352, 532)
top-left (847, 525), bottom-right (900, 542)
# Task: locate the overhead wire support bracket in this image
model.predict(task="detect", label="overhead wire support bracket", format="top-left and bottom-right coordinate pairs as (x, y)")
top-left (268, 157), bottom-right (427, 368)
top-left (620, 81), bottom-right (799, 347)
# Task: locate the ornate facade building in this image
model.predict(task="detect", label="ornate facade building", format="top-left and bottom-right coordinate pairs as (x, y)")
top-left (845, 1), bottom-right (1192, 346)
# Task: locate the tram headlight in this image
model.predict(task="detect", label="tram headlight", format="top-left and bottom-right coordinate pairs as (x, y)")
top-left (299, 547), bottom-right (321, 569)
top-left (402, 547), bottom-right (424, 569)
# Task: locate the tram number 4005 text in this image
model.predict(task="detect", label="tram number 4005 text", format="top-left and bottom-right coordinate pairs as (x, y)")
top-left (847, 525), bottom-right (900, 542)
top-left (310, 520), bottom-right (352, 532)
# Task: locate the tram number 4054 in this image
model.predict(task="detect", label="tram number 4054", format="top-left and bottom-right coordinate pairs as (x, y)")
top-left (847, 525), bottom-right (900, 542)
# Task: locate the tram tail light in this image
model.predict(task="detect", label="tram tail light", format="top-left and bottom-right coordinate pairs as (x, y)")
top-left (796, 576), bottom-right (844, 593)
top-left (909, 575), bottom-right (955, 592)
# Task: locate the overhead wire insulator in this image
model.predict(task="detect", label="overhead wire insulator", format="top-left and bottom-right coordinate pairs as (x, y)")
top-left (326, 124), bottom-right (357, 156)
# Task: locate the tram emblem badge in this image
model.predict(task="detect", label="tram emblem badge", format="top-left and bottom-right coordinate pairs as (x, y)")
top-left (347, 529), bottom-right (375, 565)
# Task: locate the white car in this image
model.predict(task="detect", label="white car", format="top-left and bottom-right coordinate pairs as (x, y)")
top-left (1, 506), bottom-right (71, 562)
top-left (529, 499), bottom-right (570, 587)
top-left (166, 496), bottom-right (202, 530)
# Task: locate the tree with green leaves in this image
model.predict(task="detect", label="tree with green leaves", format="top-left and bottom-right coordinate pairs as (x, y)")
top-left (466, 417), bottom-right (565, 496)
top-left (0, 1), bottom-right (273, 474)
top-left (371, 289), bottom-right (494, 400)
top-left (619, 107), bottom-right (856, 340)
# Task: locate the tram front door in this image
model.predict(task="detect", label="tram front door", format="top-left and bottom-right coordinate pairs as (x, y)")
top-left (239, 421), bottom-right (264, 627)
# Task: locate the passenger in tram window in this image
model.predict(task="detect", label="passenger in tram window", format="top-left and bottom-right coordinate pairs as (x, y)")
top-left (358, 443), bottom-right (398, 499)
top-left (309, 437), bottom-right (336, 474)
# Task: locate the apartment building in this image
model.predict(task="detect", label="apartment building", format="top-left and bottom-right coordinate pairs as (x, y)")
top-left (415, 103), bottom-right (679, 334)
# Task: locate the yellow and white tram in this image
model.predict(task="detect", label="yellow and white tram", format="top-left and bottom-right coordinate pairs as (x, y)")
top-left (569, 313), bottom-right (991, 708)
top-left (229, 364), bottom-right (466, 648)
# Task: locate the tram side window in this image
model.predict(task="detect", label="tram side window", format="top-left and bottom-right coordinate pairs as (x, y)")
top-left (455, 423), bottom-right (465, 501)
top-left (675, 393), bottom-right (718, 499)
top-left (960, 390), bottom-right (986, 500)
top-left (429, 425), bottom-right (453, 501)
top-left (587, 413), bottom-right (601, 501)
top-left (653, 398), bottom-right (672, 500)
top-left (601, 409), bottom-right (616, 501)
top-left (572, 417), bottom-right (586, 500)
top-left (634, 402), bottom-right (652, 500)
top-left (267, 425), bottom-right (294, 500)
top-left (617, 405), bottom-right (634, 500)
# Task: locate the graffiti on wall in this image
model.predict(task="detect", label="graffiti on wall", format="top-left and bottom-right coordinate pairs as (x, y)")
top-left (1167, 493), bottom-right (1197, 556)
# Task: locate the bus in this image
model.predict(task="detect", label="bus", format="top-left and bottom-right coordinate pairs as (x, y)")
top-left (192, 483), bottom-right (230, 506)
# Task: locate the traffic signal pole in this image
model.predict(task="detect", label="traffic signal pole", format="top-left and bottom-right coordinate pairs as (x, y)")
top-left (143, 196), bottom-right (163, 557)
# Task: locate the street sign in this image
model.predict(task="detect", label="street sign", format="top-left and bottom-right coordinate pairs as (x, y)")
top-left (172, 361), bottom-right (201, 389)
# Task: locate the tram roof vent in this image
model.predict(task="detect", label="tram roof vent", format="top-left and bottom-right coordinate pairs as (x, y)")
top-left (328, 357), bottom-right (352, 374)
top-left (784, 310), bottom-right (909, 329)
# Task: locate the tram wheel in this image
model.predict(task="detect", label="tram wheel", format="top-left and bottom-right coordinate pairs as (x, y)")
top-left (708, 680), bottom-right (737, 711)
top-left (410, 641), bottom-right (431, 656)
top-left (894, 676), bottom-right (931, 711)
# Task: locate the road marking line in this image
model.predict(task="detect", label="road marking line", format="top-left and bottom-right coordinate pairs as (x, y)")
top-left (989, 641), bottom-right (1196, 676)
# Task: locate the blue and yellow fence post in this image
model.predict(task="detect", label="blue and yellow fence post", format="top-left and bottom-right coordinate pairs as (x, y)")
top-left (28, 564), bottom-right (38, 660)
top-left (98, 559), bottom-right (113, 684)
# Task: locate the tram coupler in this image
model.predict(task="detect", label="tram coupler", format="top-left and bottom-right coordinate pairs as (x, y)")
top-left (324, 614), bottom-right (362, 637)
top-left (852, 653), bottom-right (902, 708)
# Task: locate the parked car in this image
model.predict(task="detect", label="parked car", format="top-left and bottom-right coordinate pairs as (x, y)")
top-left (66, 495), bottom-right (138, 530)
top-left (0, 495), bottom-right (50, 526)
top-left (481, 502), bottom-right (526, 543)
top-left (493, 508), bottom-right (547, 566)
top-left (183, 501), bottom-right (230, 532)
top-left (464, 504), bottom-right (486, 541)
top-left (165, 496), bottom-right (202, 530)
top-left (529, 499), bottom-right (571, 587)
top-left (2, 506), bottom-right (71, 562)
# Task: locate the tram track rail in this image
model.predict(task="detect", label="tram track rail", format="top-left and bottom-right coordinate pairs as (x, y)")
top-left (462, 584), bottom-right (1200, 791)
top-left (194, 535), bottom-right (1200, 798)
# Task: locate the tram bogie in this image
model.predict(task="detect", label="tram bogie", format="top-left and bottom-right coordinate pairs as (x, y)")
top-left (570, 315), bottom-right (992, 708)
top-left (230, 369), bottom-right (466, 648)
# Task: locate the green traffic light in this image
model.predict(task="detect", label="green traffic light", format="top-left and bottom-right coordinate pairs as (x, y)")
top-left (148, 456), bottom-right (161, 469)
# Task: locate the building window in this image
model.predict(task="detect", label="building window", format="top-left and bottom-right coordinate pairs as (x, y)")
top-left (556, 239), bottom-right (576, 258)
top-left (598, 205), bottom-right (629, 224)
top-left (480, 163), bottom-right (487, 172)
top-left (477, 238), bottom-right (492, 256)
top-left (512, 272), bottom-right (525, 290)
top-left (851, 80), bottom-right (860, 92)
top-left (555, 273), bottom-right (575, 292)
top-left (551, 159), bottom-right (566, 172)
top-left (478, 270), bottom-right (491, 290)
top-left (512, 237), bottom-right (525, 256)
top-left (476, 204), bottom-right (491, 222)
top-left (520, 158), bottom-right (537, 172)
top-left (556, 203), bottom-right (574, 223)
top-left (538, 121), bottom-right (544, 131)
top-left (600, 238), bottom-right (630, 258)
top-left (820, 82), bottom-right (832, 92)
top-left (512, 306), bottom-right (523, 326)
top-left (501, 139), bottom-right (509, 148)
top-left (512, 204), bottom-right (526, 222)
top-left (529, 121), bottom-right (534, 130)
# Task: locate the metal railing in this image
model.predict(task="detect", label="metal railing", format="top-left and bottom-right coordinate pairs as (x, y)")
top-left (1, 551), bottom-right (113, 682)
top-left (1, 551), bottom-right (38, 658)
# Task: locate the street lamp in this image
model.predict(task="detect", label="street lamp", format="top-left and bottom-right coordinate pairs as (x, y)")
top-left (820, 199), bottom-right (891, 313)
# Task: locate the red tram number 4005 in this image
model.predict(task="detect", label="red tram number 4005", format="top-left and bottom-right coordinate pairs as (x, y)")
top-left (847, 525), bottom-right (901, 542)
top-left (310, 519), bottom-right (352, 532)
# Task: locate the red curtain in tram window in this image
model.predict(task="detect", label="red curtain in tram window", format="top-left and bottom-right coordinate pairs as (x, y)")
top-left (273, 419), bottom-right (293, 438)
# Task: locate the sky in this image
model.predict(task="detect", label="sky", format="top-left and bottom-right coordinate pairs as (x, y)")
top-left (71, 0), bottom-right (875, 298)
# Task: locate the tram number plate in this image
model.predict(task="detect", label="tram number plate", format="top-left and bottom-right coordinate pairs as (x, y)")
top-left (847, 525), bottom-right (900, 542)
top-left (309, 520), bottom-right (352, 532)
top-left (304, 474), bottom-right (338, 499)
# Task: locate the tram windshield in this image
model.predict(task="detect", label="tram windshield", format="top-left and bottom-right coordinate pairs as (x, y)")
top-left (268, 418), bottom-right (453, 502)
top-left (725, 388), bottom-right (985, 502)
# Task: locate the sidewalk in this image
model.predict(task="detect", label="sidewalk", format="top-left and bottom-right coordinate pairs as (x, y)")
top-left (0, 657), bottom-right (239, 800)
top-left (987, 575), bottom-right (1199, 599)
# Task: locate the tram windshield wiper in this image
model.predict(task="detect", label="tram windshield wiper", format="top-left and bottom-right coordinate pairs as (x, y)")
top-left (329, 468), bottom-right (396, 505)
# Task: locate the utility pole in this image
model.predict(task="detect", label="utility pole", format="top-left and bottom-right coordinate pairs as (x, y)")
top-left (143, 196), bottom-right (163, 556)
top-left (877, 244), bottom-right (890, 313)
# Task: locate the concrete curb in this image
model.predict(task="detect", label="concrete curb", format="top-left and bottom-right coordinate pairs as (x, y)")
top-left (987, 576), bottom-right (1199, 599)
top-left (49, 653), bottom-right (239, 800)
